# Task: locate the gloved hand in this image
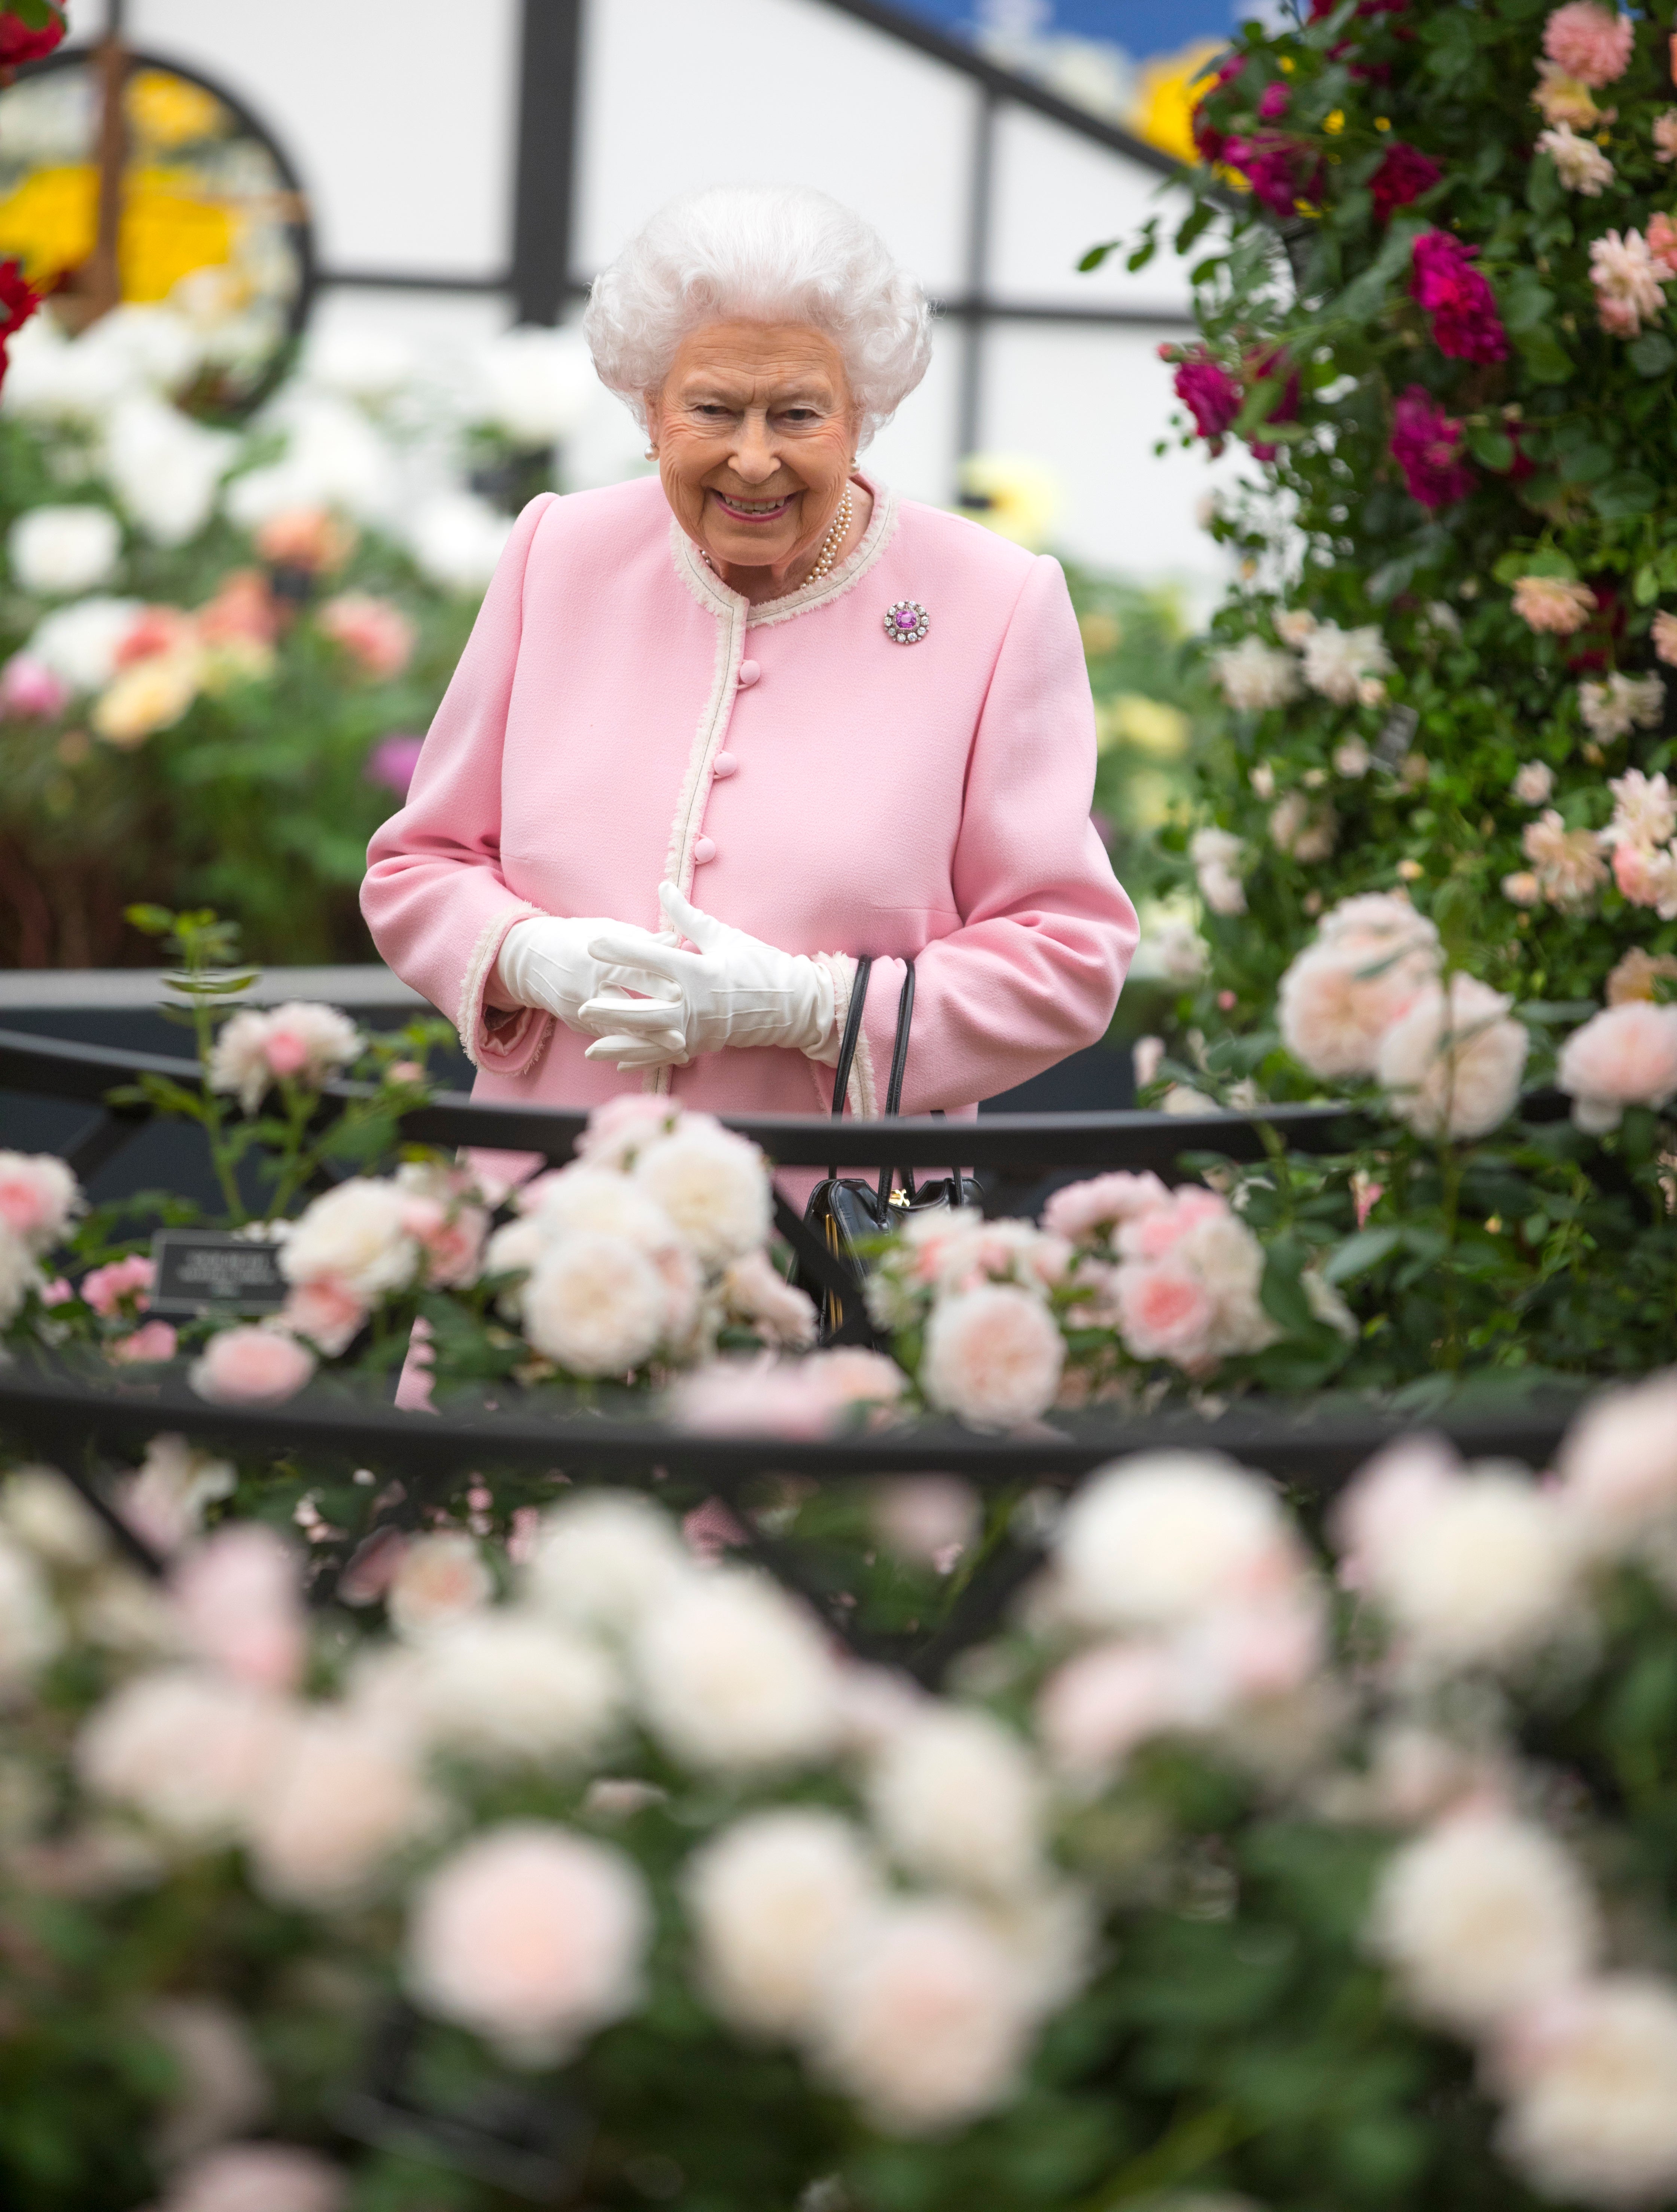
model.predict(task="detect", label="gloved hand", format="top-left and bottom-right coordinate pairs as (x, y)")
top-left (582, 882), bottom-right (838, 1062)
top-left (496, 914), bottom-right (687, 1069)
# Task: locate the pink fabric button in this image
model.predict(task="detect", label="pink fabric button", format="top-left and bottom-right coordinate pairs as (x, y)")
top-left (712, 751), bottom-right (738, 778)
top-left (693, 836), bottom-right (717, 864)
top-left (737, 659), bottom-right (761, 686)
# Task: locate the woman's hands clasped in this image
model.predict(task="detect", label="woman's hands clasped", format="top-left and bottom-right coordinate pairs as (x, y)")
top-left (495, 913), bottom-right (688, 1069)
top-left (581, 882), bottom-right (837, 1070)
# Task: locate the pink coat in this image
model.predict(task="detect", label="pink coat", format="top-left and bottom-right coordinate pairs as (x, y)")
top-left (362, 473), bottom-right (1136, 1137)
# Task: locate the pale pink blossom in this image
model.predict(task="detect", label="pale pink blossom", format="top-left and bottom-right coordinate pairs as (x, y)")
top-left (1056, 1451), bottom-right (1305, 1632)
top-left (247, 1710), bottom-right (433, 1904)
top-left (209, 1005), bottom-right (360, 1115)
top-left (1612, 841), bottom-right (1677, 917)
top-left (920, 1283), bottom-right (1065, 1428)
top-left (1110, 1258), bottom-right (1217, 1369)
top-left (1037, 1638), bottom-right (1185, 1777)
top-left (1278, 921), bottom-right (1439, 1081)
top-left (1557, 1370), bottom-right (1677, 1545)
top-left (1556, 1001), bottom-right (1677, 1131)
top-left (1581, 673), bottom-right (1664, 741)
top-left (1379, 974), bottom-right (1530, 1142)
top-left (386, 1530), bottom-right (492, 1638)
top-left (1332, 1435), bottom-right (1457, 1593)
top-left (1116, 1184), bottom-right (1227, 1261)
top-left (1656, 110), bottom-right (1677, 164)
top-left (1607, 948), bottom-right (1677, 1005)
top-left (1652, 212), bottom-right (1677, 276)
top-left (1591, 229), bottom-right (1669, 336)
top-left (1042, 1171), bottom-right (1171, 1243)
top-left (274, 1278), bottom-right (366, 1356)
top-left (573, 1092), bottom-right (680, 1169)
top-left (80, 1252), bottom-right (153, 1316)
top-left (634, 1567), bottom-right (844, 1771)
top-left (0, 652), bottom-right (70, 719)
top-left (1502, 869), bottom-right (1542, 908)
top-left (144, 1999), bottom-right (270, 2168)
top-left (77, 1669), bottom-right (290, 1842)
top-left (397, 1193), bottom-right (488, 1288)
top-left (522, 1231), bottom-right (670, 1376)
top-left (872, 1476), bottom-right (980, 1566)
top-left (721, 1247), bottom-right (818, 1347)
top-left (1495, 1978), bottom-right (1677, 2208)
top-left (0, 1151), bottom-right (79, 1250)
top-left (119, 1435), bottom-right (236, 1554)
top-left (316, 591), bottom-right (415, 679)
top-left (109, 1320), bottom-right (178, 1364)
top-left (280, 1178), bottom-right (418, 1301)
top-left (159, 2141), bottom-right (346, 2212)
top-left (405, 1822), bottom-right (649, 2061)
top-left (190, 1327), bottom-right (316, 1406)
top-left (685, 1808), bottom-right (879, 2038)
top-left (1653, 610), bottom-right (1677, 664)
top-left (1513, 575), bottom-right (1597, 633)
top-left (1537, 121), bottom-right (1614, 192)
top-left (171, 1524), bottom-right (305, 1691)
top-left (1543, 3), bottom-right (1634, 88)
top-left (681, 1495), bottom-right (747, 1563)
top-left (1604, 768), bottom-right (1677, 851)
top-left (670, 1354), bottom-right (841, 1437)
top-left (1533, 60), bottom-right (1606, 129)
top-left (1512, 762), bottom-right (1555, 805)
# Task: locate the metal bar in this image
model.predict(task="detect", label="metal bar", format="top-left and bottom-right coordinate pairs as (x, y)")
top-left (956, 86), bottom-right (998, 470)
top-left (510, 0), bottom-right (583, 325)
top-left (316, 267), bottom-right (511, 295)
top-left (806, 0), bottom-right (1181, 177)
top-left (60, 1106), bottom-right (149, 1181)
top-left (0, 1360), bottom-right (1582, 1496)
top-left (46, 1457), bottom-right (165, 1579)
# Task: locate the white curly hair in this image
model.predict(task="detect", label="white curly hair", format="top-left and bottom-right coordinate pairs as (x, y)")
top-left (582, 185), bottom-right (932, 450)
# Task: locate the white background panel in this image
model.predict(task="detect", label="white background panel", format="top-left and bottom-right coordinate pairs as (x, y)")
top-left (573, 0), bottom-right (976, 295)
top-left (980, 323), bottom-right (1235, 603)
top-left (989, 105), bottom-right (1192, 312)
top-left (124, 0), bottom-right (519, 276)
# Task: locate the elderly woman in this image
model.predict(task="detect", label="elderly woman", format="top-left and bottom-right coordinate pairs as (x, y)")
top-left (362, 186), bottom-right (1136, 1137)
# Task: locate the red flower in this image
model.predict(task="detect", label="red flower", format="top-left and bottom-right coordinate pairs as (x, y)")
top-left (1370, 141), bottom-right (1442, 221)
top-left (1173, 354), bottom-right (1242, 446)
top-left (0, 257), bottom-right (39, 399)
top-left (1409, 229), bottom-right (1508, 364)
top-left (0, 5), bottom-right (67, 66)
top-left (1224, 130), bottom-right (1326, 216)
top-left (1389, 386), bottom-right (1475, 508)
top-left (1191, 51), bottom-right (1247, 164)
top-left (1244, 347), bottom-right (1301, 461)
top-left (1309, 0), bottom-right (1407, 16)
top-left (1258, 82), bottom-right (1291, 121)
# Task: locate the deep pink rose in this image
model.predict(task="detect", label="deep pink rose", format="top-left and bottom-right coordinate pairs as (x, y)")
top-left (1191, 52), bottom-right (1247, 163)
top-left (0, 654), bottom-right (69, 720)
top-left (1173, 356), bottom-right (1242, 445)
top-left (1409, 230), bottom-right (1508, 363)
top-left (1370, 142), bottom-right (1442, 221)
top-left (1224, 131), bottom-right (1324, 217)
top-left (1257, 83), bottom-right (1290, 121)
top-left (365, 733), bottom-right (424, 798)
top-left (1390, 386), bottom-right (1476, 509)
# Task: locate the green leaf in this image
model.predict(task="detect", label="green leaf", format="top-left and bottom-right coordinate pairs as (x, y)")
top-left (1628, 332), bottom-right (1675, 378)
top-left (124, 904), bottom-right (174, 937)
top-left (1556, 441), bottom-right (1613, 486)
top-left (1593, 469), bottom-right (1660, 520)
top-left (1079, 240), bottom-right (1118, 272)
top-left (1324, 1227), bottom-right (1402, 1284)
top-left (1174, 201), bottom-right (1216, 258)
top-left (1465, 426), bottom-right (1514, 472)
top-left (1514, 326), bottom-right (1573, 383)
top-left (1636, 564), bottom-right (1661, 606)
top-left (1492, 546), bottom-right (1574, 583)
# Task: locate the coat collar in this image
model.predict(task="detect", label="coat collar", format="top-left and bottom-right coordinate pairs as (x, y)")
top-left (669, 472), bottom-right (899, 629)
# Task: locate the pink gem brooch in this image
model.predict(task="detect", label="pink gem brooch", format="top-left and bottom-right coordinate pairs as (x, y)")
top-left (884, 600), bottom-right (929, 645)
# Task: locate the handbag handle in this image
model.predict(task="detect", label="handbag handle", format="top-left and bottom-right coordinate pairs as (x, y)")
top-left (827, 954), bottom-right (873, 1177)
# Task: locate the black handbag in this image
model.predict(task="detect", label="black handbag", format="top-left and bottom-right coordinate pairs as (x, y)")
top-left (799, 956), bottom-right (971, 1341)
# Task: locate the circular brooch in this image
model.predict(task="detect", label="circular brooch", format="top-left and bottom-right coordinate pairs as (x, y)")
top-left (884, 600), bottom-right (929, 645)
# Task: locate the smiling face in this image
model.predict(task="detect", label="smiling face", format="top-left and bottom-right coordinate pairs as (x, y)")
top-left (646, 320), bottom-right (859, 586)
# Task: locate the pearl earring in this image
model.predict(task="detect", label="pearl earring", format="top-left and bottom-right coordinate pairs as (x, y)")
top-left (644, 445), bottom-right (657, 460)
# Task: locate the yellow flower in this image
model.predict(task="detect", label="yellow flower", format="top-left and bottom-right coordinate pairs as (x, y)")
top-left (1129, 37), bottom-right (1230, 164)
top-left (956, 454), bottom-right (1061, 551)
top-left (198, 637), bottom-right (277, 694)
top-left (126, 70), bottom-right (226, 150)
top-left (1103, 695), bottom-right (1190, 759)
top-left (0, 162), bottom-right (235, 300)
top-left (1325, 110), bottom-right (1345, 134)
top-left (1078, 610), bottom-right (1123, 657)
top-left (92, 650), bottom-right (201, 748)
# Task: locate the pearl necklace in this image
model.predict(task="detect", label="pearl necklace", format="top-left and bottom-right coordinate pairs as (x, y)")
top-left (703, 485), bottom-right (853, 588)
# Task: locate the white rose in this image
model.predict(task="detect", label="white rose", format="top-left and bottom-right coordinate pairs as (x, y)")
top-left (808, 1897), bottom-right (1034, 2135)
top-left (9, 505), bottom-right (121, 596)
top-left (103, 394), bottom-right (236, 546)
top-left (0, 1531), bottom-right (63, 1689)
top-left (1369, 1812), bottom-right (1598, 2033)
top-left (521, 1231), bottom-right (670, 1375)
top-left (1055, 1453), bottom-right (1301, 1632)
top-left (1370, 1467), bottom-right (1582, 1671)
top-left (247, 1710), bottom-right (434, 1905)
top-left (1300, 621), bottom-right (1393, 704)
top-left (1212, 636), bottom-right (1299, 712)
top-left (0, 1466), bottom-right (108, 1568)
top-left (1278, 922), bottom-right (1439, 1082)
top-left (632, 1118), bottom-right (771, 1268)
top-left (407, 492), bottom-right (514, 592)
top-left (920, 1283), bottom-right (1065, 1428)
top-left (867, 1707), bottom-right (1045, 1896)
top-left (1499, 1978), bottom-right (1677, 2208)
top-left (521, 1491), bottom-right (691, 1637)
top-left (685, 1808), bottom-right (880, 2038)
top-left (1557, 1371), bottom-right (1677, 1548)
top-left (411, 1612), bottom-right (622, 1767)
top-left (634, 1567), bottom-right (843, 1771)
top-left (1376, 974), bottom-right (1530, 1141)
top-left (305, 326), bottom-right (416, 400)
top-left (405, 1821), bottom-right (649, 2064)
top-left (76, 1669), bottom-right (290, 1842)
top-left (482, 1216), bottom-right (546, 1317)
top-left (474, 325), bottom-right (595, 444)
top-left (26, 595), bottom-right (144, 693)
top-left (386, 1532), bottom-right (493, 1640)
top-left (280, 1178), bottom-right (419, 1301)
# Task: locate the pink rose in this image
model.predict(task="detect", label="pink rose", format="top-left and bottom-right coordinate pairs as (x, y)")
top-left (172, 1523), bottom-right (305, 1691)
top-left (1409, 231), bottom-right (1509, 364)
top-left (1512, 575), bottom-right (1597, 634)
top-left (189, 1326), bottom-right (316, 1406)
top-left (1556, 1002), bottom-right (1677, 1131)
top-left (247, 1711), bottom-right (432, 1905)
top-left (399, 1195), bottom-right (488, 1288)
top-left (682, 1495), bottom-right (748, 1564)
top-left (0, 653), bottom-right (69, 720)
top-left (80, 1253), bottom-right (154, 1317)
top-left (872, 1475), bottom-right (980, 1567)
top-left (1111, 1258), bottom-right (1218, 1368)
top-left (275, 1277), bottom-right (366, 1357)
top-left (1037, 1638), bottom-right (1184, 1776)
top-left (405, 1822), bottom-right (649, 2060)
top-left (1042, 1171), bottom-right (1171, 1244)
top-left (109, 1320), bottom-right (178, 1364)
top-left (1542, 2), bottom-right (1635, 88)
top-left (316, 592), bottom-right (416, 680)
top-left (1116, 1185), bottom-right (1228, 1262)
top-left (919, 1285), bottom-right (1065, 1429)
top-left (0, 1151), bottom-right (79, 1248)
top-left (1330, 1435), bottom-right (1458, 1592)
top-left (1557, 1371), bottom-right (1677, 1544)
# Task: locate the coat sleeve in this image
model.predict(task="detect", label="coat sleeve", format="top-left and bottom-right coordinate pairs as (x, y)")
top-left (360, 494), bottom-right (558, 1073)
top-left (856, 554), bottom-right (1138, 1114)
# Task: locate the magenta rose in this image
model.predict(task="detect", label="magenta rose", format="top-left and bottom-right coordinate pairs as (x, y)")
top-left (1409, 230), bottom-right (1508, 363)
top-left (1172, 355), bottom-right (1242, 446)
top-left (1390, 386), bottom-right (1476, 509)
top-left (1370, 142), bottom-right (1443, 222)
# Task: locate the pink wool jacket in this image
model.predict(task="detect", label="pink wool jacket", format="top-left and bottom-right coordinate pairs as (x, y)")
top-left (362, 473), bottom-right (1137, 1132)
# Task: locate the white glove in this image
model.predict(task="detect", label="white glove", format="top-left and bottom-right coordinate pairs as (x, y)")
top-left (496, 914), bottom-right (687, 1069)
top-left (582, 882), bottom-right (838, 1062)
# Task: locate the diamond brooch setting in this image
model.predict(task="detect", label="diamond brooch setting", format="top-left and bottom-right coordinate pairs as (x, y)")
top-left (884, 600), bottom-right (929, 645)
